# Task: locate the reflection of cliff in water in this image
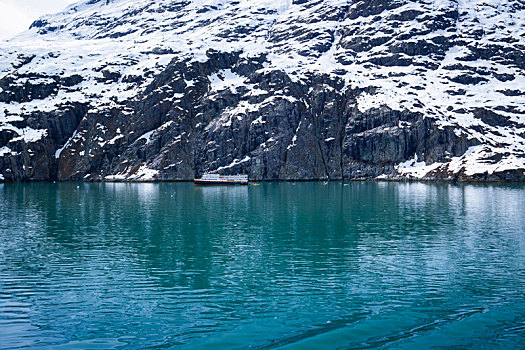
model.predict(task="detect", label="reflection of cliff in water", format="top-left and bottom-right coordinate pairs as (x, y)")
top-left (2, 182), bottom-right (524, 294)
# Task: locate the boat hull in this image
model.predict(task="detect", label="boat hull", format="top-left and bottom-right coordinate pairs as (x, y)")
top-left (194, 179), bottom-right (248, 185)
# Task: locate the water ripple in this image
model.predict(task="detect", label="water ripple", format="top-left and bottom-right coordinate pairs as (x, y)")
top-left (0, 182), bottom-right (523, 349)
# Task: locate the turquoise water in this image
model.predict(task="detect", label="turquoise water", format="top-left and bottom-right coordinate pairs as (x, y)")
top-left (0, 182), bottom-right (523, 349)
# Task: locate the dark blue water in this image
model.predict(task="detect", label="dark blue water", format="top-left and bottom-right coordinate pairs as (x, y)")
top-left (0, 182), bottom-right (523, 349)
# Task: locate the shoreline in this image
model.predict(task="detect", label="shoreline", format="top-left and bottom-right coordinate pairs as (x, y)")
top-left (1, 178), bottom-right (525, 184)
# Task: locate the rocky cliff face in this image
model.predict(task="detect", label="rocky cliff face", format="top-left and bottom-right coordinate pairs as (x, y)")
top-left (0, 0), bottom-right (524, 182)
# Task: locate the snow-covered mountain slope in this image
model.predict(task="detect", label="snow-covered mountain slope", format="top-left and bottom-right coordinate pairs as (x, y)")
top-left (0, 0), bottom-right (524, 181)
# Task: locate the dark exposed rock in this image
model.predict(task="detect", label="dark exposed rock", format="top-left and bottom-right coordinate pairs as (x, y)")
top-left (12, 54), bottom-right (36, 69)
top-left (0, 74), bottom-right (59, 103)
top-left (493, 73), bottom-right (515, 82)
top-left (98, 70), bottom-right (122, 82)
top-left (61, 74), bottom-right (84, 87)
top-left (497, 89), bottom-right (523, 96)
top-left (472, 108), bottom-right (518, 128)
top-left (30, 19), bottom-right (49, 29)
top-left (448, 74), bottom-right (489, 85)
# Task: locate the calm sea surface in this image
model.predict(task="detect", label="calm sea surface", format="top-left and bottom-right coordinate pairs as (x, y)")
top-left (0, 182), bottom-right (523, 349)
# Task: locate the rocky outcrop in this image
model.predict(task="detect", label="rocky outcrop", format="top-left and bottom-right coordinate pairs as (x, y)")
top-left (0, 0), bottom-right (524, 182)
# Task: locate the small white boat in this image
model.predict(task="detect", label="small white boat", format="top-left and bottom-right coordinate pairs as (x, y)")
top-left (194, 173), bottom-right (249, 185)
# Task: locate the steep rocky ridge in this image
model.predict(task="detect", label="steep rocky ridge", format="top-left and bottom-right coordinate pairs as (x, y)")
top-left (0, 0), bottom-right (524, 182)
